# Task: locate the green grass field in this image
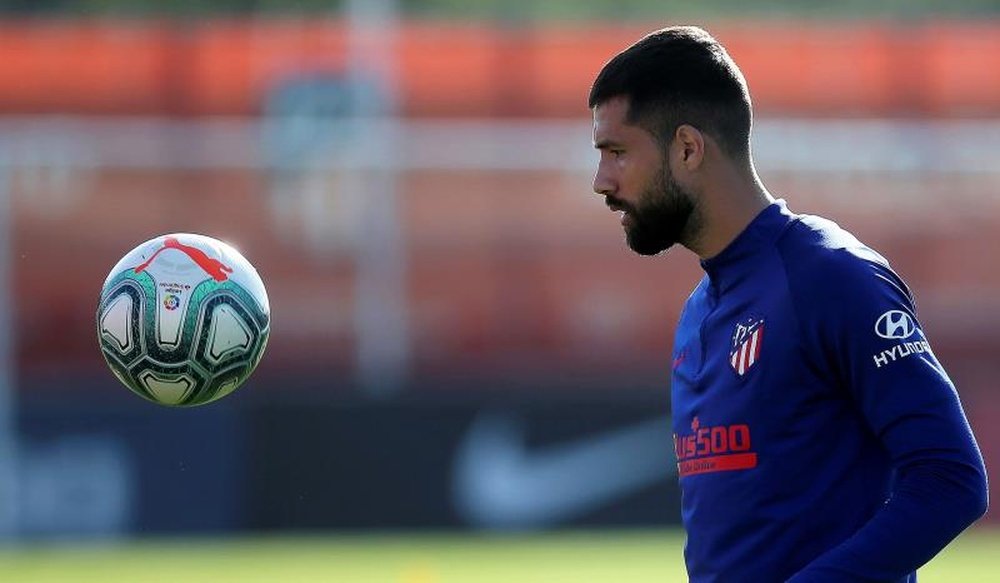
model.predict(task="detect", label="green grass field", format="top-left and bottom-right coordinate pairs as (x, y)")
top-left (0, 528), bottom-right (995, 582)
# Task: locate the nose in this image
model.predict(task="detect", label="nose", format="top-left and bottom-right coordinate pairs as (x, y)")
top-left (593, 162), bottom-right (615, 197)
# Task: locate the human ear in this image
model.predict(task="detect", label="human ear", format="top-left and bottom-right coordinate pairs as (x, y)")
top-left (674, 124), bottom-right (705, 170)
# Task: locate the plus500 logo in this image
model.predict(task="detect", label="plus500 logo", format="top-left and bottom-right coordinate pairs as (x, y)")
top-left (673, 420), bottom-right (752, 461)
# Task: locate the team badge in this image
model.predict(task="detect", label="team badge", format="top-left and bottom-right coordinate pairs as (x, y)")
top-left (730, 316), bottom-right (764, 376)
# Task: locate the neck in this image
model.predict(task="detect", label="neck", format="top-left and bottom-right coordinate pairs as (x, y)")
top-left (684, 165), bottom-right (774, 260)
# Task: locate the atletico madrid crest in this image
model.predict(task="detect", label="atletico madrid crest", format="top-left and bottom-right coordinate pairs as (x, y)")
top-left (730, 317), bottom-right (764, 376)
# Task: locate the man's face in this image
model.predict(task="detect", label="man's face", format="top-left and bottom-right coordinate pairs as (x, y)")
top-left (592, 97), bottom-right (696, 256)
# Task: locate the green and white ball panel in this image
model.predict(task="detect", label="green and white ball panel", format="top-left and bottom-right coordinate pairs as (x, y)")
top-left (205, 304), bottom-right (253, 365)
top-left (156, 288), bottom-right (194, 349)
top-left (100, 293), bottom-right (134, 353)
top-left (98, 278), bottom-right (148, 367)
top-left (191, 289), bottom-right (268, 370)
top-left (137, 370), bottom-right (197, 406)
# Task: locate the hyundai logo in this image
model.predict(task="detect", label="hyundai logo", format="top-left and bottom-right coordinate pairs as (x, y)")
top-left (875, 310), bottom-right (917, 339)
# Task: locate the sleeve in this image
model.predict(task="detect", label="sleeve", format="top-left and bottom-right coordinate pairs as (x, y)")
top-left (786, 251), bottom-right (988, 582)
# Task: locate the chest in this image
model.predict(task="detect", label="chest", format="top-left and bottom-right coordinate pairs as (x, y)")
top-left (670, 282), bottom-right (805, 432)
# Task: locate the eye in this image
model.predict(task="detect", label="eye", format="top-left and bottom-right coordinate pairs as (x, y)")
top-left (610, 149), bottom-right (625, 158)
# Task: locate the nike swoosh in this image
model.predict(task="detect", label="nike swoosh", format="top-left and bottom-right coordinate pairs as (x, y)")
top-left (452, 412), bottom-right (676, 529)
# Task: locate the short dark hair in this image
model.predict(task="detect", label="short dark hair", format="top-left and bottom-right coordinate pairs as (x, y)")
top-left (588, 26), bottom-right (752, 161)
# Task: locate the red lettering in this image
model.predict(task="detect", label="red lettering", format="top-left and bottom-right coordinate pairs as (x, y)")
top-left (696, 428), bottom-right (711, 456)
top-left (678, 453), bottom-right (758, 477)
top-left (710, 426), bottom-right (728, 454)
top-left (675, 422), bottom-right (754, 462)
top-left (729, 424), bottom-right (751, 452)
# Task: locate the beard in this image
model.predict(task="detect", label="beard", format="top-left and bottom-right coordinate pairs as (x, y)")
top-left (617, 163), bottom-right (697, 256)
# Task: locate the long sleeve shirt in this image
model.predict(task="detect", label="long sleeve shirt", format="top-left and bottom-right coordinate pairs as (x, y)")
top-left (671, 200), bottom-right (988, 582)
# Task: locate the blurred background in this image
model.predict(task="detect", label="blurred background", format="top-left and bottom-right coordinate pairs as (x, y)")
top-left (0, 0), bottom-right (998, 581)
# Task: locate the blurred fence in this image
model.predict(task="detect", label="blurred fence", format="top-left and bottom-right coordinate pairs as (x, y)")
top-left (0, 18), bottom-right (998, 538)
top-left (3, 116), bottom-right (999, 391)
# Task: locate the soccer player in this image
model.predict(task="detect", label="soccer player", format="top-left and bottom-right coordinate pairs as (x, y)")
top-left (588, 26), bottom-right (988, 582)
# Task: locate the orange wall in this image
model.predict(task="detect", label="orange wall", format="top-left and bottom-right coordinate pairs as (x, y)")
top-left (0, 19), bottom-right (997, 116)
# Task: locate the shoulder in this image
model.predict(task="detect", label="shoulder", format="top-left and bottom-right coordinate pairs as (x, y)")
top-left (775, 213), bottom-right (906, 302)
top-left (773, 212), bottom-right (917, 343)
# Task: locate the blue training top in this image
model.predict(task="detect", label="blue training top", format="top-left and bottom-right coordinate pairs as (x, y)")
top-left (670, 200), bottom-right (988, 582)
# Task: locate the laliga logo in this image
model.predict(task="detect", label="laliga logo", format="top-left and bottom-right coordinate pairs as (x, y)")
top-left (163, 294), bottom-right (180, 311)
top-left (875, 310), bottom-right (916, 340)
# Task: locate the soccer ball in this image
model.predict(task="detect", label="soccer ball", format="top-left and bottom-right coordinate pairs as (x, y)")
top-left (97, 233), bottom-right (270, 406)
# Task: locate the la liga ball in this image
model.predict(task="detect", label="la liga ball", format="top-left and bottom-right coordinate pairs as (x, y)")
top-left (96, 233), bottom-right (270, 406)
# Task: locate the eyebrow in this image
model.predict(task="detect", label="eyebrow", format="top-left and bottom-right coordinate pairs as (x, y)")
top-left (593, 139), bottom-right (624, 150)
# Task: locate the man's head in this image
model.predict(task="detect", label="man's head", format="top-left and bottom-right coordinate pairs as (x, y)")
top-left (589, 26), bottom-right (752, 255)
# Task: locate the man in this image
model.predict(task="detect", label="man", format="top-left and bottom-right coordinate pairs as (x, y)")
top-left (589, 26), bottom-right (988, 582)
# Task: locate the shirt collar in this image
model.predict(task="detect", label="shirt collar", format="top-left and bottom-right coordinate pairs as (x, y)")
top-left (700, 199), bottom-right (794, 289)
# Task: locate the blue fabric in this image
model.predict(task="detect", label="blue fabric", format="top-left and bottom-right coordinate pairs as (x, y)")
top-left (671, 201), bottom-right (988, 582)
